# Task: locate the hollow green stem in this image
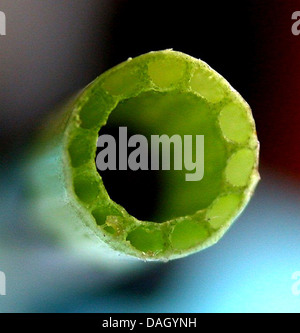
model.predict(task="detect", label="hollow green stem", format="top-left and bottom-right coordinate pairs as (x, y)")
top-left (26, 50), bottom-right (259, 261)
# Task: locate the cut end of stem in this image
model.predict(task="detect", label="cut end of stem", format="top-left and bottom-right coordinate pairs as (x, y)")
top-left (64, 50), bottom-right (259, 261)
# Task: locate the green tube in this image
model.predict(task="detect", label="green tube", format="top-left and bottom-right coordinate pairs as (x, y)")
top-left (26, 50), bottom-right (259, 261)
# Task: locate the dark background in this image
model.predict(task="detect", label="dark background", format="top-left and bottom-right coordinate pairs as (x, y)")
top-left (0, 0), bottom-right (300, 313)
